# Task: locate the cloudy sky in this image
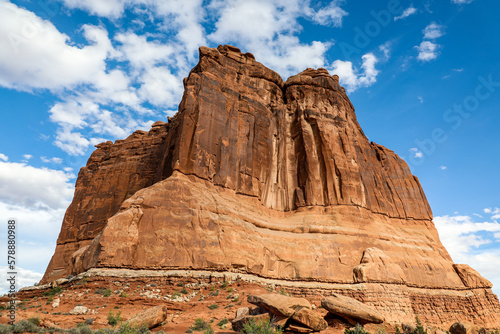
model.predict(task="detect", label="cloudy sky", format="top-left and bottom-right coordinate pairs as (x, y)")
top-left (0, 0), bottom-right (499, 295)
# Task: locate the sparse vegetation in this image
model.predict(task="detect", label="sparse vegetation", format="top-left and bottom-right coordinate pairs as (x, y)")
top-left (108, 310), bottom-right (123, 326)
top-left (413, 316), bottom-right (427, 334)
top-left (221, 281), bottom-right (228, 289)
top-left (395, 324), bottom-right (402, 334)
top-left (95, 288), bottom-right (113, 297)
top-left (28, 315), bottom-right (41, 326)
top-left (240, 317), bottom-right (283, 334)
top-left (43, 286), bottom-right (63, 297)
top-left (207, 304), bottom-right (219, 310)
top-left (181, 288), bottom-right (189, 294)
top-left (190, 318), bottom-right (211, 332)
top-left (345, 324), bottom-right (370, 334)
top-left (217, 318), bottom-right (228, 328)
top-left (208, 289), bottom-right (219, 297)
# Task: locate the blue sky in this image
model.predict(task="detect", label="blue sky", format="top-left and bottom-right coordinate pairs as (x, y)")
top-left (1, 0), bottom-right (499, 295)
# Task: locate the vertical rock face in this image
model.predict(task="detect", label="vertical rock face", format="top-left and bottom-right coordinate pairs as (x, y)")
top-left (42, 45), bottom-right (500, 327)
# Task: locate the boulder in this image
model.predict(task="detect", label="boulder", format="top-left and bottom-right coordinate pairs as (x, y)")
top-left (248, 294), bottom-right (311, 317)
top-left (128, 305), bottom-right (167, 329)
top-left (321, 295), bottom-right (384, 324)
top-left (449, 322), bottom-right (485, 334)
top-left (69, 306), bottom-right (89, 315)
top-left (291, 307), bottom-right (328, 331)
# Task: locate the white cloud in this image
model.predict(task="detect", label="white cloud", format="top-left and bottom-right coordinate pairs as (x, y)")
top-left (23, 154), bottom-right (32, 160)
top-left (416, 41), bottom-right (439, 61)
top-left (423, 22), bottom-right (445, 39)
top-left (310, 1), bottom-right (348, 27)
top-left (434, 214), bottom-right (500, 295)
top-left (0, 267), bottom-right (43, 294)
top-left (409, 148), bottom-right (423, 158)
top-left (440, 165), bottom-right (447, 170)
top-left (41, 156), bottom-right (63, 164)
top-left (0, 161), bottom-right (74, 210)
top-left (394, 6), bottom-right (417, 21)
top-left (0, 153), bottom-right (8, 161)
top-left (330, 53), bottom-right (379, 92)
top-left (484, 208), bottom-right (492, 213)
top-left (60, 0), bottom-right (128, 19)
top-left (379, 42), bottom-right (391, 61)
top-left (418, 96), bottom-right (424, 103)
top-left (208, 0), bottom-right (345, 78)
top-left (0, 2), bottom-right (116, 91)
top-left (451, 0), bottom-right (475, 4)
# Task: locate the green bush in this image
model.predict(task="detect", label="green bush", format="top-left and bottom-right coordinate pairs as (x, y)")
top-left (94, 323), bottom-right (151, 334)
top-left (241, 317), bottom-right (283, 334)
top-left (207, 304), bottom-right (219, 310)
top-left (413, 317), bottom-right (427, 334)
top-left (395, 324), bottom-right (402, 334)
top-left (190, 318), bottom-right (210, 332)
top-left (43, 286), bottom-right (63, 297)
top-left (217, 318), bottom-right (228, 328)
top-left (181, 288), bottom-right (189, 295)
top-left (28, 315), bottom-right (41, 326)
top-left (345, 324), bottom-right (370, 334)
top-left (12, 319), bottom-right (42, 333)
top-left (108, 310), bottom-right (123, 326)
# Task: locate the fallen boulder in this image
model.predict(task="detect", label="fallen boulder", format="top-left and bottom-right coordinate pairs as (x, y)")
top-left (291, 307), bottom-right (328, 331)
top-left (321, 294), bottom-right (384, 324)
top-left (449, 322), bottom-right (485, 334)
top-left (128, 305), bottom-right (168, 329)
top-left (248, 293), bottom-right (311, 317)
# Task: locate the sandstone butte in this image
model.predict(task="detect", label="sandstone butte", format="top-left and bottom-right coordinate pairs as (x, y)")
top-left (41, 45), bottom-right (500, 328)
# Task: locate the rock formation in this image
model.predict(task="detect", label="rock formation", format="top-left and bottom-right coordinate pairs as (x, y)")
top-left (42, 45), bottom-right (500, 328)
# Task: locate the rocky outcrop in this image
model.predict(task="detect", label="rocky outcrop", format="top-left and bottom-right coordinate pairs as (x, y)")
top-left (321, 295), bottom-right (384, 325)
top-left (42, 45), bottom-right (500, 328)
top-left (128, 305), bottom-right (168, 329)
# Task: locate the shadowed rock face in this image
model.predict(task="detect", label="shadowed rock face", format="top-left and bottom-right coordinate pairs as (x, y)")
top-left (42, 45), bottom-right (500, 327)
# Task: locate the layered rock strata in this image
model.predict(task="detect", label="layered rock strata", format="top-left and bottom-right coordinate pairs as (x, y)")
top-left (42, 45), bottom-right (500, 327)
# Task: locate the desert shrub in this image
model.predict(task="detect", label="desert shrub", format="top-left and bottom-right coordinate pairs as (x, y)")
top-left (190, 318), bottom-right (210, 332)
top-left (345, 324), bottom-right (370, 334)
top-left (207, 304), bottom-right (219, 310)
top-left (395, 324), bottom-right (402, 334)
top-left (181, 288), bottom-right (189, 295)
top-left (43, 286), bottom-right (63, 297)
top-left (94, 323), bottom-right (150, 334)
top-left (108, 310), bottom-right (123, 326)
top-left (12, 319), bottom-right (42, 333)
top-left (413, 317), bottom-right (427, 334)
top-left (217, 319), bottom-right (228, 328)
top-left (28, 315), bottom-right (41, 326)
top-left (240, 317), bottom-right (283, 334)
top-left (0, 324), bottom-right (12, 334)
top-left (95, 288), bottom-right (113, 297)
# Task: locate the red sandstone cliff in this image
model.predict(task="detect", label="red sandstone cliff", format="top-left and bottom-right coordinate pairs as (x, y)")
top-left (42, 45), bottom-right (500, 327)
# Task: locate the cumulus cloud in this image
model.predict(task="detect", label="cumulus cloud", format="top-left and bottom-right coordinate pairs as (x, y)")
top-left (423, 22), bottom-right (445, 39)
top-left (415, 22), bottom-right (445, 62)
top-left (0, 2), bottom-right (117, 91)
top-left (208, 0), bottom-right (346, 78)
top-left (0, 161), bottom-right (74, 210)
top-left (434, 214), bottom-right (500, 295)
top-left (310, 1), bottom-right (348, 27)
top-left (0, 266), bottom-right (43, 294)
top-left (394, 6), bottom-right (417, 21)
top-left (0, 153), bottom-right (8, 161)
top-left (330, 53), bottom-right (379, 92)
top-left (416, 41), bottom-right (439, 61)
